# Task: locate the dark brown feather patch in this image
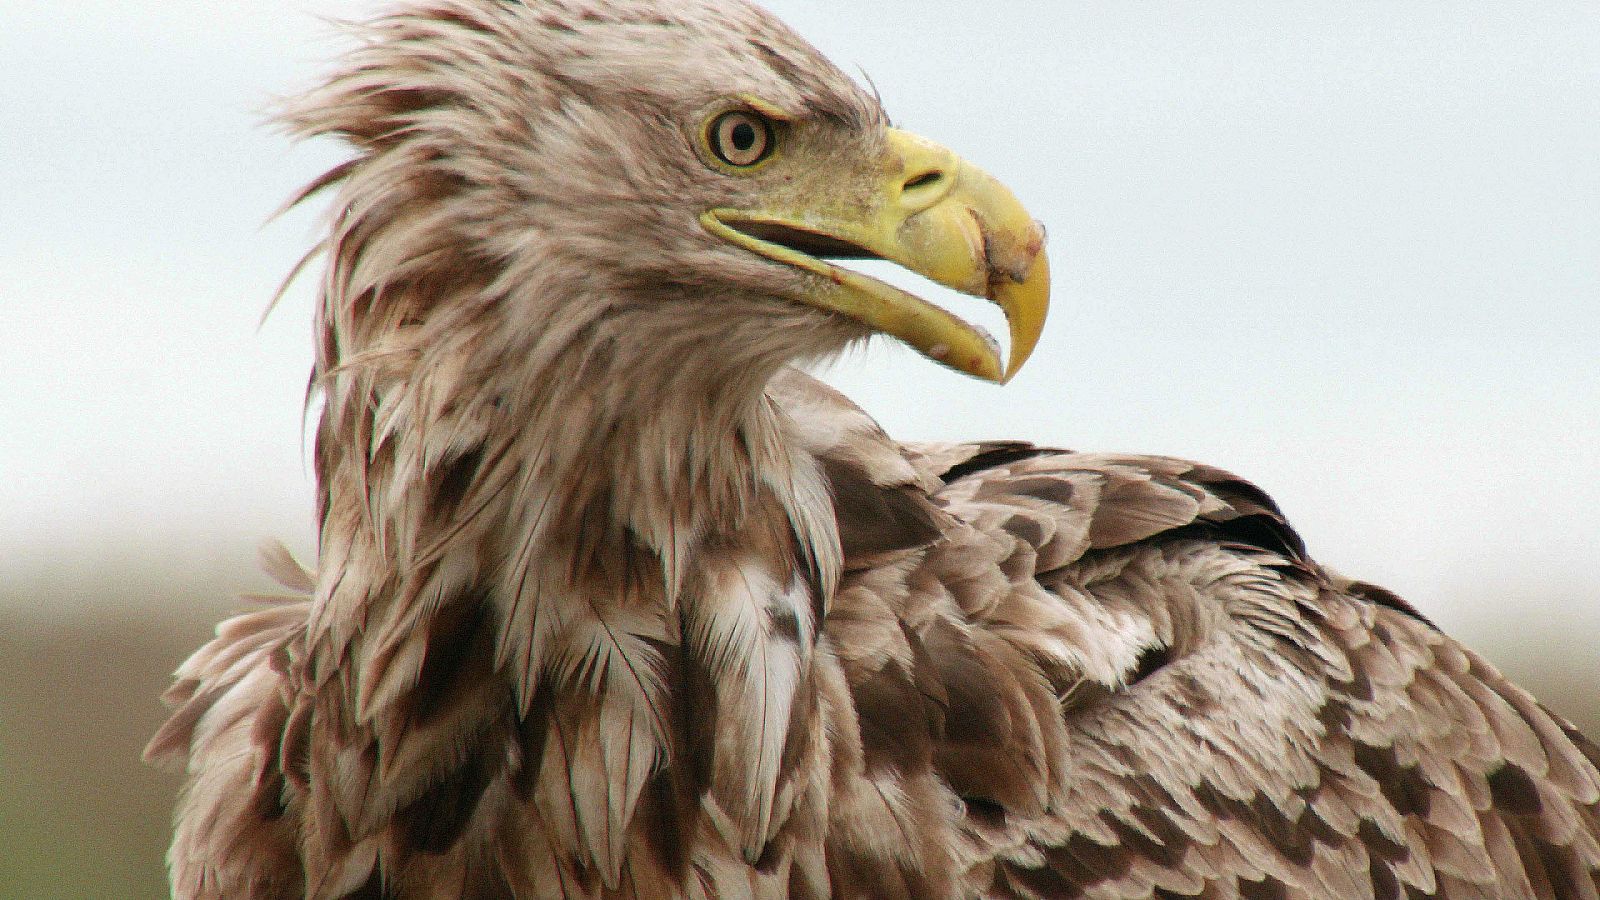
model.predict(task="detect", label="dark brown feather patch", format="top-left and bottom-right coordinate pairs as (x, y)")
top-left (821, 456), bottom-right (944, 560)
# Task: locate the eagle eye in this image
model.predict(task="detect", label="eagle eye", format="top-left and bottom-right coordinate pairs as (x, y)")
top-left (706, 110), bottom-right (776, 168)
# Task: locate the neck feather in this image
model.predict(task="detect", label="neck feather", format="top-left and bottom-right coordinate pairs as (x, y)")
top-left (307, 272), bottom-right (841, 683)
top-left (302, 218), bottom-right (848, 878)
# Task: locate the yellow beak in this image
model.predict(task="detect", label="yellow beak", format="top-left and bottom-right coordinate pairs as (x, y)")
top-left (703, 129), bottom-right (1049, 383)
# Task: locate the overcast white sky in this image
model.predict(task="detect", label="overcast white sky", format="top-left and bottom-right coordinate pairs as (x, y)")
top-left (3, 1), bottom-right (1597, 681)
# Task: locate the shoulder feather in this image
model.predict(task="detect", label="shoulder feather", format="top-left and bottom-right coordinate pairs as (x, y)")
top-left (830, 440), bottom-right (1600, 898)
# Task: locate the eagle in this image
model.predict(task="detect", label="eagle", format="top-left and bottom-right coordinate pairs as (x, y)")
top-left (147, 1), bottom-right (1600, 898)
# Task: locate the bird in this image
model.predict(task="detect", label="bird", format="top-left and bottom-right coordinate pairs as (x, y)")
top-left (146, 1), bottom-right (1600, 898)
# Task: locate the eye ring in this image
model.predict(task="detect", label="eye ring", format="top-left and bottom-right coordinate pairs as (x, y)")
top-left (707, 110), bottom-right (776, 168)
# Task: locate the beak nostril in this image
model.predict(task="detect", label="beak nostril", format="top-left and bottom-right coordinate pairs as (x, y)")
top-left (903, 170), bottom-right (945, 192)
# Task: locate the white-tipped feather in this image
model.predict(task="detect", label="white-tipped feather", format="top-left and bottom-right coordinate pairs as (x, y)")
top-left (689, 560), bottom-right (810, 861)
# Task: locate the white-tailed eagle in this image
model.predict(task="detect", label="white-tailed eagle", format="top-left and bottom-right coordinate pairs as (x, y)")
top-left (149, 1), bottom-right (1600, 897)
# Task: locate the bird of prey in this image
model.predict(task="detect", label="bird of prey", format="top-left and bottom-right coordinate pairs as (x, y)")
top-left (147, 1), bottom-right (1600, 898)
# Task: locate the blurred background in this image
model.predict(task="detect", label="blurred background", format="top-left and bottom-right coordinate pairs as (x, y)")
top-left (2, 1), bottom-right (1596, 896)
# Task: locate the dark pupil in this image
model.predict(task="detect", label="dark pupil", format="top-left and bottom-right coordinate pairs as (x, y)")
top-left (730, 122), bottom-right (757, 153)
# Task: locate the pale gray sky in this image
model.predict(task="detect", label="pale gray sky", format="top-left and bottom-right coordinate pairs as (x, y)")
top-left (3, 2), bottom-right (1597, 678)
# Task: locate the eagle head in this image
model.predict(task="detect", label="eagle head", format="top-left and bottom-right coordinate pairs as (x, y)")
top-left (289, 0), bottom-right (1049, 394)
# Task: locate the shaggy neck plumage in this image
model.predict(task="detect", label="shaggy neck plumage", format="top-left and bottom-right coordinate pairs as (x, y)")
top-left (313, 269), bottom-right (812, 608)
top-left (490, 292), bottom-right (806, 591)
top-left (306, 267), bottom-right (836, 877)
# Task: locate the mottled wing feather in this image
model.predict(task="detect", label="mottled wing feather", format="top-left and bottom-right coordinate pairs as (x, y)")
top-left (842, 442), bottom-right (1600, 899)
